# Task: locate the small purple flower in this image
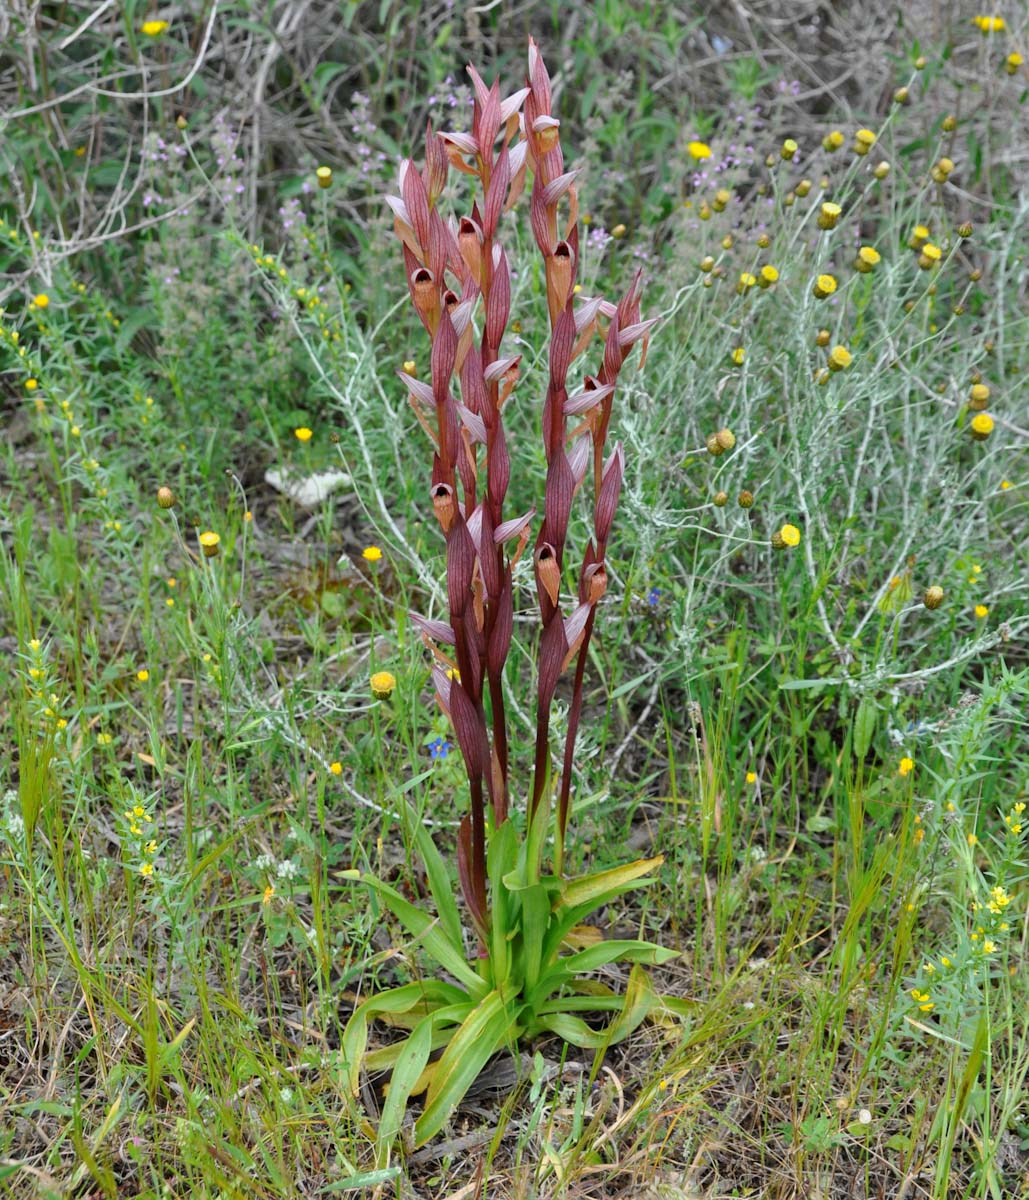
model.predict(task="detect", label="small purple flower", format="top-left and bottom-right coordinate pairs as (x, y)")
top-left (646, 587), bottom-right (661, 607)
top-left (429, 737), bottom-right (451, 761)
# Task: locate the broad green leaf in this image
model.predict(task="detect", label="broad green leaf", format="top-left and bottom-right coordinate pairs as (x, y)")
top-left (406, 802), bottom-right (463, 952)
top-left (530, 939), bottom-right (675, 1006)
top-left (342, 981), bottom-right (463, 1096)
top-left (414, 991), bottom-right (517, 1145)
top-left (376, 1017), bottom-right (433, 1159)
top-left (488, 820), bottom-right (520, 985)
top-left (517, 883), bottom-right (550, 994)
top-left (360, 875), bottom-right (484, 993)
top-left (556, 856), bottom-right (664, 912)
top-left (534, 965), bottom-right (656, 1047)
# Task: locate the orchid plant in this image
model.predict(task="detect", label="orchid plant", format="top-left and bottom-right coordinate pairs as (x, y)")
top-left (342, 40), bottom-right (672, 1152)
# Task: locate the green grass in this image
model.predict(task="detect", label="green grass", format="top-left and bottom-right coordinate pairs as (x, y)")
top-left (1, 3), bottom-right (1028, 1197)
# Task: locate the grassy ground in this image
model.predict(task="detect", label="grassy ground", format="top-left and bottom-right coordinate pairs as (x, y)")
top-left (1, 3), bottom-right (1028, 1197)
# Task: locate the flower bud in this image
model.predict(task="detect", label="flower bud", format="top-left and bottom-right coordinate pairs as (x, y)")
top-left (712, 188), bottom-right (731, 212)
top-left (957, 221), bottom-right (973, 238)
top-left (713, 491), bottom-right (728, 507)
top-left (969, 383), bottom-right (990, 410)
top-left (795, 179), bottom-right (812, 197)
top-left (923, 586), bottom-right (944, 610)
top-left (716, 428), bottom-right (736, 451)
top-left (815, 329), bottom-right (830, 347)
top-left (873, 160), bottom-right (891, 179)
top-left (781, 138), bottom-right (798, 161)
top-left (699, 255), bottom-right (715, 272)
top-left (199, 531), bottom-right (220, 558)
top-left (894, 86), bottom-right (910, 104)
top-left (316, 166), bottom-right (333, 189)
top-left (737, 490), bottom-right (754, 509)
top-left (157, 486), bottom-right (176, 509)
top-left (942, 114), bottom-right (957, 132)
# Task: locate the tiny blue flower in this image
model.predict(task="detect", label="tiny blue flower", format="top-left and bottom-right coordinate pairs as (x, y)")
top-left (646, 587), bottom-right (662, 607)
top-left (429, 737), bottom-right (451, 761)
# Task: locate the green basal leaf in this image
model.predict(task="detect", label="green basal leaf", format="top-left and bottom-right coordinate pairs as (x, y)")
top-left (556, 855), bottom-right (665, 912)
top-left (342, 980), bottom-right (463, 1096)
top-left (487, 819), bottom-right (520, 987)
top-left (533, 964), bottom-right (656, 1047)
top-left (376, 1017), bottom-right (433, 1161)
top-left (359, 875), bottom-right (485, 994)
top-left (414, 990), bottom-right (519, 1145)
top-left (530, 939), bottom-right (675, 1007)
top-left (406, 801), bottom-right (464, 953)
top-left (516, 883), bottom-right (550, 994)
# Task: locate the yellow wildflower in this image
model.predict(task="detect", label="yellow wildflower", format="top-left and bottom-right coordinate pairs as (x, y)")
top-left (899, 757), bottom-right (914, 777)
top-left (688, 141), bottom-right (712, 160)
top-left (141, 19), bottom-right (170, 36)
top-left (370, 670), bottom-right (397, 700)
top-left (362, 546), bottom-right (383, 562)
top-left (294, 426), bottom-right (313, 443)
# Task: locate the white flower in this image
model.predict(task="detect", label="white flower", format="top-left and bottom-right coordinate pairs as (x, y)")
top-left (276, 859), bottom-right (300, 881)
top-left (254, 853), bottom-right (276, 872)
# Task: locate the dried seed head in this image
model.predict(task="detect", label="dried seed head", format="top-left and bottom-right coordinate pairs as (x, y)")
top-left (770, 529), bottom-right (786, 549)
top-left (156, 486), bottom-right (176, 509)
top-left (923, 586), bottom-right (945, 610)
top-left (715, 428), bottom-right (736, 451)
top-left (706, 433), bottom-right (725, 457)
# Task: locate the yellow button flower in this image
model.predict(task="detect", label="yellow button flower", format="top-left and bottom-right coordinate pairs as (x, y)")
top-left (974, 604), bottom-right (989, 618)
top-left (813, 273), bottom-right (837, 299)
top-left (899, 757), bottom-right (914, 777)
top-left (828, 345), bottom-right (852, 371)
top-left (294, 426), bottom-right (313, 442)
top-left (32, 293), bottom-right (49, 309)
top-left (198, 530), bottom-right (221, 557)
top-left (969, 412), bottom-right (994, 440)
top-left (370, 670), bottom-right (397, 700)
top-left (141, 20), bottom-right (170, 36)
top-left (688, 141), bottom-right (712, 161)
top-left (362, 545), bottom-right (383, 562)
